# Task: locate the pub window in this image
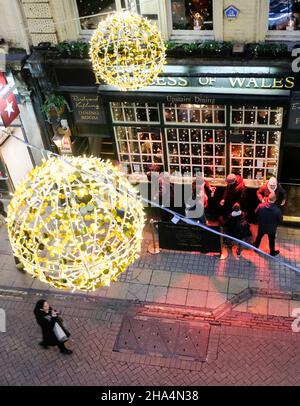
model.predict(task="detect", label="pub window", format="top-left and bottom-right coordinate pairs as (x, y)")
top-left (171, 0), bottom-right (213, 30)
top-left (76, 0), bottom-right (125, 30)
top-left (230, 130), bottom-right (281, 180)
top-left (114, 127), bottom-right (164, 173)
top-left (230, 106), bottom-right (283, 128)
top-left (269, 0), bottom-right (300, 31)
top-left (163, 103), bottom-right (225, 126)
top-left (166, 128), bottom-right (226, 178)
top-left (110, 102), bottom-right (160, 124)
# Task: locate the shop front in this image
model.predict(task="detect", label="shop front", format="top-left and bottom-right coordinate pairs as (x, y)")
top-left (98, 70), bottom-right (292, 187)
top-left (28, 55), bottom-right (299, 222)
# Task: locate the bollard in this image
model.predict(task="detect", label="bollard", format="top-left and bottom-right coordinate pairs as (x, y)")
top-left (148, 219), bottom-right (160, 254)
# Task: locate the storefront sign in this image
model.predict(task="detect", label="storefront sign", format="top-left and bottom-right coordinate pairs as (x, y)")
top-left (70, 94), bottom-right (105, 124)
top-left (60, 135), bottom-right (72, 155)
top-left (158, 222), bottom-right (221, 253)
top-left (224, 6), bottom-right (239, 20)
top-left (288, 99), bottom-right (300, 129)
top-left (151, 76), bottom-right (295, 90)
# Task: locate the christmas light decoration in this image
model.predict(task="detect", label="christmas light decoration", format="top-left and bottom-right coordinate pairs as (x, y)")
top-left (7, 157), bottom-right (145, 291)
top-left (89, 11), bottom-right (166, 91)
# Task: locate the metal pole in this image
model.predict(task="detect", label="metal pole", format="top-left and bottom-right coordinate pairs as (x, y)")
top-left (148, 218), bottom-right (160, 254)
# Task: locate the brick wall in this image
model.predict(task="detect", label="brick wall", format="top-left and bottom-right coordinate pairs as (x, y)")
top-left (21, 0), bottom-right (58, 46)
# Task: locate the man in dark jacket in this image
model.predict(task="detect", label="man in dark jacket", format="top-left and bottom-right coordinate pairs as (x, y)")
top-left (257, 176), bottom-right (287, 207)
top-left (254, 192), bottom-right (282, 256)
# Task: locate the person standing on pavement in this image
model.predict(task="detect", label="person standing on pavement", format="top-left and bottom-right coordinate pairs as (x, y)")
top-left (254, 192), bottom-right (282, 256)
top-left (257, 176), bottom-right (287, 207)
top-left (225, 203), bottom-right (252, 256)
top-left (33, 299), bottom-right (73, 355)
top-left (220, 173), bottom-right (246, 222)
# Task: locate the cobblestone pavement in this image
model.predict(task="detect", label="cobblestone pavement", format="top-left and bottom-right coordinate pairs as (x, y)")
top-left (0, 289), bottom-right (300, 386)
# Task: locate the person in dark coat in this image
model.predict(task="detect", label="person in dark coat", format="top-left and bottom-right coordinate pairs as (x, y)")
top-left (254, 192), bottom-right (283, 256)
top-left (33, 299), bottom-right (72, 355)
top-left (225, 203), bottom-right (252, 256)
top-left (220, 173), bottom-right (246, 221)
top-left (257, 176), bottom-right (287, 207)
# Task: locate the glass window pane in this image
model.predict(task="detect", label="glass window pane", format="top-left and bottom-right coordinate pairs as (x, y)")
top-left (124, 108), bottom-right (135, 121)
top-left (136, 108), bottom-right (147, 122)
top-left (269, 0), bottom-right (300, 30)
top-left (112, 108), bottom-right (124, 122)
top-left (149, 109), bottom-right (159, 122)
top-left (76, 0), bottom-right (116, 30)
top-left (171, 0), bottom-right (213, 30)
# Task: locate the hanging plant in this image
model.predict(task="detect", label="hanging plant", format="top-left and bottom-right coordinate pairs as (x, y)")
top-left (41, 95), bottom-right (71, 122)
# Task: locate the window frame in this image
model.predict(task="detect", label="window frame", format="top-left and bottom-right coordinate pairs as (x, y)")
top-left (166, 0), bottom-right (221, 41)
top-left (73, 0), bottom-right (124, 38)
top-left (267, 0), bottom-right (300, 41)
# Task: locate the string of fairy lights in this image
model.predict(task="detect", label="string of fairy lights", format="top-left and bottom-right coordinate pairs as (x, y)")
top-left (5, 133), bottom-right (300, 281)
top-left (6, 136), bottom-right (145, 292)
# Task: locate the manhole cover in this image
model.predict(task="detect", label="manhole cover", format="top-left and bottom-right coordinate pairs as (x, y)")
top-left (114, 316), bottom-right (210, 361)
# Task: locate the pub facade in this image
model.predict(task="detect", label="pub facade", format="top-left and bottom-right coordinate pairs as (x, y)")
top-left (26, 51), bottom-right (300, 223)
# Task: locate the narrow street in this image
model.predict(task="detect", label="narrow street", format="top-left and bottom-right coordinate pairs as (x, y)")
top-left (1, 288), bottom-right (300, 386)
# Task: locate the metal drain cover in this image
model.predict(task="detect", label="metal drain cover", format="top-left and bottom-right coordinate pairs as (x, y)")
top-left (114, 316), bottom-right (210, 361)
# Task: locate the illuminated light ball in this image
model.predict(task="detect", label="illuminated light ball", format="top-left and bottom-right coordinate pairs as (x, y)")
top-left (89, 12), bottom-right (166, 91)
top-left (7, 157), bottom-right (145, 291)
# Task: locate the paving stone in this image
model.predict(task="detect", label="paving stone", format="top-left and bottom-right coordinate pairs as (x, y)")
top-left (209, 277), bottom-right (229, 294)
top-left (233, 302), bottom-right (248, 313)
top-left (268, 299), bottom-right (289, 317)
top-left (169, 272), bottom-right (190, 289)
top-left (247, 297), bottom-right (269, 315)
top-left (106, 282), bottom-right (129, 299)
top-left (126, 284), bottom-right (148, 302)
top-left (249, 279), bottom-right (269, 289)
top-left (206, 292), bottom-right (227, 309)
top-left (188, 275), bottom-right (210, 291)
top-left (150, 270), bottom-right (171, 287)
top-left (228, 278), bottom-right (249, 294)
top-left (289, 301), bottom-right (300, 317)
top-left (166, 287), bottom-right (188, 306)
top-left (146, 285), bottom-right (167, 303)
top-left (186, 290), bottom-right (207, 308)
top-left (131, 269), bottom-right (152, 285)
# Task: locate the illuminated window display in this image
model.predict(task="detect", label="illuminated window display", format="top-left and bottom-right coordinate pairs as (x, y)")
top-left (269, 0), bottom-right (300, 31)
top-left (171, 0), bottom-right (213, 30)
top-left (164, 103), bottom-right (225, 126)
top-left (112, 101), bottom-right (284, 181)
top-left (114, 127), bottom-right (164, 174)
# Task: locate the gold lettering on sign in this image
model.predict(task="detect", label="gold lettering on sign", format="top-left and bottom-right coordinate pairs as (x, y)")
top-left (261, 78), bottom-right (272, 88)
top-left (178, 77), bottom-right (188, 87)
top-left (273, 78), bottom-right (284, 88)
top-left (285, 76), bottom-right (295, 89)
top-left (246, 78), bottom-right (259, 88)
top-left (229, 78), bottom-right (246, 87)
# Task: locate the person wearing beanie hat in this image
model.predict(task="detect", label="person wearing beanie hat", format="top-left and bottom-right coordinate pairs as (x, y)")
top-left (220, 173), bottom-right (246, 220)
top-left (257, 176), bottom-right (287, 207)
top-left (225, 202), bottom-right (251, 256)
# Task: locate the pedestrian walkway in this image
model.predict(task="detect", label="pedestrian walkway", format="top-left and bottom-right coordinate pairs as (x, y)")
top-left (0, 290), bottom-right (300, 386)
top-left (1, 222), bottom-right (300, 317)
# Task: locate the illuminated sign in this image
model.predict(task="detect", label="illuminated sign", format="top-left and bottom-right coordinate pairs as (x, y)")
top-left (151, 76), bottom-right (295, 90)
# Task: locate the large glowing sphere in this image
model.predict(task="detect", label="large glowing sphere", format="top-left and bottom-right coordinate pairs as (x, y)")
top-left (7, 157), bottom-right (145, 291)
top-left (89, 12), bottom-right (166, 91)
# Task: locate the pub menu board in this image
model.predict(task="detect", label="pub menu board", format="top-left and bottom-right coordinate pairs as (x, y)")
top-left (288, 99), bottom-right (300, 130)
top-left (70, 94), bottom-right (106, 124)
top-left (158, 222), bottom-right (222, 253)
